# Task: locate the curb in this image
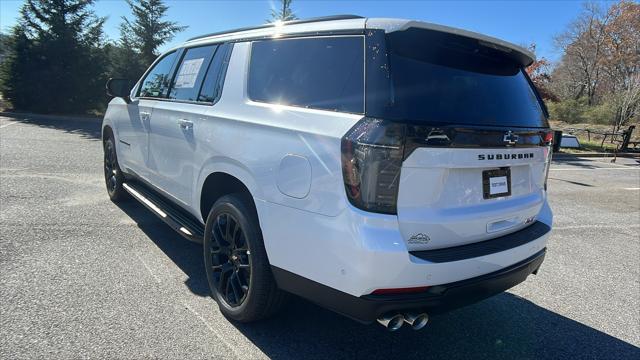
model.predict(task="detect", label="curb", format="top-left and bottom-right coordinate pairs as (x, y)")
top-left (554, 152), bottom-right (640, 160)
top-left (0, 111), bottom-right (101, 122)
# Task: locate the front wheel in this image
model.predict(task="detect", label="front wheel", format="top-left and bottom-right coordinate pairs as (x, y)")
top-left (103, 137), bottom-right (129, 202)
top-left (203, 194), bottom-right (286, 322)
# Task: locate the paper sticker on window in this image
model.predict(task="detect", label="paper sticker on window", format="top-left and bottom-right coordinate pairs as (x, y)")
top-left (174, 58), bottom-right (204, 89)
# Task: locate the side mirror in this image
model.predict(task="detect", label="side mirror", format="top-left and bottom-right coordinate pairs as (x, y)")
top-left (106, 78), bottom-right (135, 103)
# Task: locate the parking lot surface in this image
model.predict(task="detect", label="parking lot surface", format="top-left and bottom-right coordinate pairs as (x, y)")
top-left (1, 114), bottom-right (639, 359)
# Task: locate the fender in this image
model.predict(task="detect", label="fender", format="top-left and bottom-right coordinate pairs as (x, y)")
top-left (194, 156), bottom-right (263, 221)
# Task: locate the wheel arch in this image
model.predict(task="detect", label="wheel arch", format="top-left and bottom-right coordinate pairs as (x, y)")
top-left (196, 158), bottom-right (262, 223)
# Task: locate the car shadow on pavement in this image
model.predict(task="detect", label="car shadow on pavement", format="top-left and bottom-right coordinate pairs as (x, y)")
top-left (232, 294), bottom-right (640, 360)
top-left (115, 199), bottom-right (639, 360)
top-left (2, 113), bottom-right (101, 140)
top-left (115, 200), bottom-right (211, 297)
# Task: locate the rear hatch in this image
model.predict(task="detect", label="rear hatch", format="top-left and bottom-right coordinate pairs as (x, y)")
top-left (398, 133), bottom-right (550, 250)
top-left (364, 26), bottom-right (552, 251)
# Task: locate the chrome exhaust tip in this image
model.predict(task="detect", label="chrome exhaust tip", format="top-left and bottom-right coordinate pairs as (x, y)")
top-left (404, 312), bottom-right (429, 330)
top-left (377, 313), bottom-right (404, 331)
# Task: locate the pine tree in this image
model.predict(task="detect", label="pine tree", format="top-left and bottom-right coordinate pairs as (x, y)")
top-left (0, 26), bottom-right (35, 111)
top-left (270, 0), bottom-right (298, 22)
top-left (121, 0), bottom-right (186, 68)
top-left (107, 23), bottom-right (146, 81)
top-left (0, 0), bottom-right (107, 113)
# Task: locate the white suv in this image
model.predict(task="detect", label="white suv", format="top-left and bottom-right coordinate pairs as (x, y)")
top-left (103, 15), bottom-right (553, 331)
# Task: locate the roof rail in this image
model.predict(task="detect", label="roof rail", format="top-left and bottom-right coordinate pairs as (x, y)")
top-left (186, 15), bottom-right (364, 42)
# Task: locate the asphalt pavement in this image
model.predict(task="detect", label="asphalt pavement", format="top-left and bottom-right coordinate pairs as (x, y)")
top-left (1, 114), bottom-right (639, 359)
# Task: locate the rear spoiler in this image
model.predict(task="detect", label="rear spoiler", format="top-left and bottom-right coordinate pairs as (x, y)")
top-left (366, 18), bottom-right (535, 67)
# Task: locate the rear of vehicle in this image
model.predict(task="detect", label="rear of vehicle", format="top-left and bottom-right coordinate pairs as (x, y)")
top-left (103, 16), bottom-right (553, 330)
top-left (271, 20), bottom-right (553, 330)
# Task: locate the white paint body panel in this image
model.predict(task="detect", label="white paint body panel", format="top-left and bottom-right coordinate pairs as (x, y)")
top-left (398, 147), bottom-right (549, 251)
top-left (102, 18), bottom-right (552, 299)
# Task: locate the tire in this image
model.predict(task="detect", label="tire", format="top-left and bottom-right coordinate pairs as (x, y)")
top-left (103, 136), bottom-right (129, 202)
top-left (203, 194), bottom-right (286, 322)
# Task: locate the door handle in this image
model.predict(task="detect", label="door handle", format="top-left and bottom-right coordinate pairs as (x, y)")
top-left (140, 111), bottom-right (151, 120)
top-left (178, 119), bottom-right (193, 130)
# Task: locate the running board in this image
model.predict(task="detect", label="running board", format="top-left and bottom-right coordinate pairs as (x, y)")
top-left (122, 182), bottom-right (204, 244)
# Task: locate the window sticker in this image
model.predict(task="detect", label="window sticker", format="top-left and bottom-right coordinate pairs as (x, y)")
top-left (174, 58), bottom-right (205, 89)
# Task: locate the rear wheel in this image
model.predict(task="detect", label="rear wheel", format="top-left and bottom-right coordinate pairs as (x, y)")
top-left (203, 194), bottom-right (286, 322)
top-left (103, 136), bottom-right (129, 202)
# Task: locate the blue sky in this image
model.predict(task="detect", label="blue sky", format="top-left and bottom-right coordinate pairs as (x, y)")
top-left (0, 0), bottom-right (614, 63)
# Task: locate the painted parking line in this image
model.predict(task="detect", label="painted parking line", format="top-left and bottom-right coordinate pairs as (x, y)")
top-left (550, 167), bottom-right (639, 171)
top-left (623, 187), bottom-right (640, 190)
top-left (0, 121), bottom-right (18, 129)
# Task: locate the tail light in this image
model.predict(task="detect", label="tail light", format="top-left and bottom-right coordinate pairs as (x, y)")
top-left (341, 118), bottom-right (405, 214)
top-left (542, 130), bottom-right (554, 191)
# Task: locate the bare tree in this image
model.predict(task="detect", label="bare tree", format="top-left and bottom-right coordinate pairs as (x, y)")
top-left (550, 1), bottom-right (639, 128)
top-left (553, 2), bottom-right (613, 105)
top-left (611, 73), bottom-right (640, 131)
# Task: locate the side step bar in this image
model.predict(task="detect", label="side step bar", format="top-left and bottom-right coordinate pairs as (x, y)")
top-left (122, 182), bottom-right (205, 243)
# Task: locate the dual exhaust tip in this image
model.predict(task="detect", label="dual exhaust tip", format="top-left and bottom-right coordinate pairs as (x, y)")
top-left (377, 312), bottom-right (429, 331)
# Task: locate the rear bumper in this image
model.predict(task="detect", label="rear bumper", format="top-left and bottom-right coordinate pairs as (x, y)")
top-left (273, 249), bottom-right (546, 323)
top-left (258, 198), bottom-right (552, 298)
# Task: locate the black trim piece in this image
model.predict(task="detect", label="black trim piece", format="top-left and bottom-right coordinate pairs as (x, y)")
top-left (272, 249), bottom-right (546, 323)
top-left (410, 221), bottom-right (550, 263)
top-left (187, 15), bottom-right (364, 42)
top-left (118, 139), bottom-right (130, 146)
top-left (402, 125), bottom-right (553, 160)
top-left (123, 180), bottom-right (205, 244)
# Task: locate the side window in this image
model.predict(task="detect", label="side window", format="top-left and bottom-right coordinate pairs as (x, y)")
top-left (138, 51), bottom-right (178, 98)
top-left (198, 43), bottom-right (232, 103)
top-left (168, 45), bottom-right (217, 101)
top-left (248, 36), bottom-right (364, 113)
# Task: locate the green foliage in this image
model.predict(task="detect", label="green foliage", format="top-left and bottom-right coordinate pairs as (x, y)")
top-left (548, 98), bottom-right (588, 124)
top-left (548, 97), bottom-right (619, 125)
top-left (270, 0), bottom-right (297, 22)
top-left (0, 33), bottom-right (9, 62)
top-left (0, 0), bottom-right (108, 114)
top-left (0, 0), bottom-right (186, 114)
top-left (121, 0), bottom-right (187, 68)
top-left (583, 101), bottom-right (616, 125)
top-left (106, 23), bottom-right (146, 81)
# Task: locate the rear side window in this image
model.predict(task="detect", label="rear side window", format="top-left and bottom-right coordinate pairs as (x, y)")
top-left (248, 36), bottom-right (364, 114)
top-left (198, 43), bottom-right (232, 103)
top-left (138, 51), bottom-right (178, 98)
top-left (168, 45), bottom-right (217, 101)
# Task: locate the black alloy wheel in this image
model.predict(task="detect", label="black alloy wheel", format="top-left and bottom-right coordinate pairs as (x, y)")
top-left (104, 140), bottom-right (118, 194)
top-left (203, 194), bottom-right (286, 322)
top-left (208, 212), bottom-right (251, 307)
top-left (103, 137), bottom-right (128, 202)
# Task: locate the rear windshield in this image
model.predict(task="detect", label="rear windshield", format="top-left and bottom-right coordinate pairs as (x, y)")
top-left (367, 29), bottom-right (548, 128)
